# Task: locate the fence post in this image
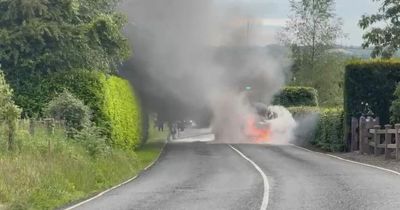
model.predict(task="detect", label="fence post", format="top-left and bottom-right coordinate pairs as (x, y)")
top-left (385, 125), bottom-right (392, 160)
top-left (374, 125), bottom-right (381, 156)
top-left (29, 118), bottom-right (35, 136)
top-left (359, 116), bottom-right (366, 154)
top-left (45, 118), bottom-right (55, 135)
top-left (396, 124), bottom-right (400, 160)
top-left (44, 118), bottom-right (55, 155)
top-left (351, 117), bottom-right (359, 152)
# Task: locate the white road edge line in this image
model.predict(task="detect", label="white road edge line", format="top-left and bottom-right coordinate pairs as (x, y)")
top-left (64, 141), bottom-right (168, 210)
top-left (229, 145), bottom-right (269, 210)
top-left (290, 144), bottom-right (400, 176)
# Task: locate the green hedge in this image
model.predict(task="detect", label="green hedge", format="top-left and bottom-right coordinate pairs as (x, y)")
top-left (274, 86), bottom-right (318, 107)
top-left (11, 70), bottom-right (143, 149)
top-left (104, 77), bottom-right (142, 150)
top-left (289, 107), bottom-right (345, 152)
top-left (45, 70), bottom-right (109, 127)
top-left (344, 60), bottom-right (400, 127)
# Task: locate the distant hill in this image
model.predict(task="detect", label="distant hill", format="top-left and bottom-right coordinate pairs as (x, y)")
top-left (264, 44), bottom-right (400, 59)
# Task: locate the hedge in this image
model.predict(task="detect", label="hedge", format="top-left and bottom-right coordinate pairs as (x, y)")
top-left (274, 86), bottom-right (319, 107)
top-left (344, 60), bottom-right (400, 127)
top-left (289, 107), bottom-right (345, 152)
top-left (45, 70), bottom-right (109, 127)
top-left (104, 77), bottom-right (142, 149)
top-left (10, 70), bottom-right (143, 149)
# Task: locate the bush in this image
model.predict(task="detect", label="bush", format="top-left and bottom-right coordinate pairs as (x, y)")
top-left (104, 77), bottom-right (142, 150)
top-left (45, 90), bottom-right (91, 134)
top-left (75, 125), bottom-right (110, 157)
top-left (274, 86), bottom-right (319, 107)
top-left (344, 60), bottom-right (400, 127)
top-left (11, 69), bottom-right (144, 150)
top-left (45, 70), bottom-right (109, 127)
top-left (288, 106), bottom-right (320, 118)
top-left (0, 71), bottom-right (22, 150)
top-left (289, 107), bottom-right (345, 152)
top-left (390, 83), bottom-right (400, 123)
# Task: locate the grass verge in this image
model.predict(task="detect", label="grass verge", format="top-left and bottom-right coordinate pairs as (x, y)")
top-left (0, 122), bottom-right (168, 210)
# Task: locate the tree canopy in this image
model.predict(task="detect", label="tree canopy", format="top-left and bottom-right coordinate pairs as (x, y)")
top-left (0, 0), bottom-right (130, 76)
top-left (280, 0), bottom-right (345, 106)
top-left (280, 0), bottom-right (343, 70)
top-left (359, 0), bottom-right (400, 58)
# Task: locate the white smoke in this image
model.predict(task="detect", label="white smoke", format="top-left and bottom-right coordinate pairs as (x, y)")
top-left (119, 0), bottom-right (295, 144)
top-left (268, 106), bottom-right (297, 144)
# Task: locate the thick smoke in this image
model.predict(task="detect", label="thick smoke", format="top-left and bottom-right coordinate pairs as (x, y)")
top-left (119, 0), bottom-right (293, 143)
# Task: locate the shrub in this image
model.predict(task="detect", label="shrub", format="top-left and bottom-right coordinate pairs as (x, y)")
top-left (274, 86), bottom-right (319, 107)
top-left (9, 69), bottom-right (144, 149)
top-left (390, 83), bottom-right (400, 123)
top-left (104, 77), bottom-right (142, 150)
top-left (288, 106), bottom-right (320, 118)
top-left (45, 90), bottom-right (91, 135)
top-left (289, 107), bottom-right (345, 152)
top-left (0, 71), bottom-right (22, 150)
top-left (75, 125), bottom-right (110, 157)
top-left (45, 70), bottom-right (109, 127)
top-left (317, 108), bottom-right (345, 152)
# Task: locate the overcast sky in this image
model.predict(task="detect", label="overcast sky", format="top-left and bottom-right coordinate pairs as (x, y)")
top-left (220, 0), bottom-right (381, 46)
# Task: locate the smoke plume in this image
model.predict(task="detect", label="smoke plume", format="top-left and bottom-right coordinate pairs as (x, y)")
top-left (119, 0), bottom-right (293, 143)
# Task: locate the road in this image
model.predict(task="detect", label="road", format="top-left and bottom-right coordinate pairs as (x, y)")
top-left (71, 136), bottom-right (400, 210)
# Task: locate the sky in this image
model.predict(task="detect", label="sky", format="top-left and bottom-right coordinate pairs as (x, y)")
top-left (220, 0), bottom-right (381, 46)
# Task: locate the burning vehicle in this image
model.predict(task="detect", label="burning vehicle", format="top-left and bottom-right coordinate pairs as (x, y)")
top-left (244, 103), bottom-right (278, 143)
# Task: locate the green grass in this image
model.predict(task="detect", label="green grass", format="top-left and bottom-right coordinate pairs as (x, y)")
top-left (0, 120), bottom-right (168, 210)
top-left (136, 124), bottom-right (168, 169)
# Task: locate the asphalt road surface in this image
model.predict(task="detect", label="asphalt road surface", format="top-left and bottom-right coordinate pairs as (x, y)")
top-left (71, 138), bottom-right (400, 210)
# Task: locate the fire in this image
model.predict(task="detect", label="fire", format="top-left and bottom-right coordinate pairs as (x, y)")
top-left (245, 116), bottom-right (270, 143)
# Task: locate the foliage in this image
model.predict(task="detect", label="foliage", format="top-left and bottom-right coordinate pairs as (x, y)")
top-left (10, 69), bottom-right (145, 149)
top-left (74, 125), bottom-right (110, 157)
top-left (274, 86), bottom-right (319, 107)
top-left (0, 0), bottom-right (130, 75)
top-left (104, 77), bottom-right (142, 150)
top-left (289, 106), bottom-right (345, 152)
top-left (344, 60), bottom-right (400, 129)
top-left (288, 106), bottom-right (320, 118)
top-left (0, 118), bottom-right (165, 210)
top-left (390, 83), bottom-right (400, 123)
top-left (291, 51), bottom-right (347, 106)
top-left (315, 108), bottom-right (345, 152)
top-left (44, 70), bottom-right (108, 127)
top-left (280, 0), bottom-right (344, 71)
top-left (280, 0), bottom-right (345, 106)
top-left (0, 0), bottom-right (131, 121)
top-left (359, 0), bottom-right (400, 58)
top-left (13, 68), bottom-right (108, 121)
top-left (45, 90), bottom-right (91, 135)
top-left (0, 71), bottom-right (21, 150)
top-left (140, 110), bottom-right (150, 146)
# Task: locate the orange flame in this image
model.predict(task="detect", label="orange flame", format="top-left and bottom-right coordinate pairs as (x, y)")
top-left (245, 116), bottom-right (270, 143)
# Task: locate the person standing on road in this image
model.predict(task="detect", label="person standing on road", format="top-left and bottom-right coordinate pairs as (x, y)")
top-left (168, 122), bottom-right (177, 141)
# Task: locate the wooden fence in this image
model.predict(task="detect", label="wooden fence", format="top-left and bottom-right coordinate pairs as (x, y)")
top-left (367, 124), bottom-right (400, 160)
top-left (353, 116), bottom-right (400, 160)
top-left (1, 118), bottom-right (66, 151)
top-left (17, 118), bottom-right (66, 136)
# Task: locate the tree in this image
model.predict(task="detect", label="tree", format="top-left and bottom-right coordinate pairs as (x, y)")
top-left (280, 0), bottom-right (345, 106)
top-left (0, 69), bottom-right (21, 150)
top-left (280, 0), bottom-right (344, 71)
top-left (0, 0), bottom-right (130, 116)
top-left (0, 0), bottom-right (130, 75)
top-left (359, 0), bottom-right (400, 58)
